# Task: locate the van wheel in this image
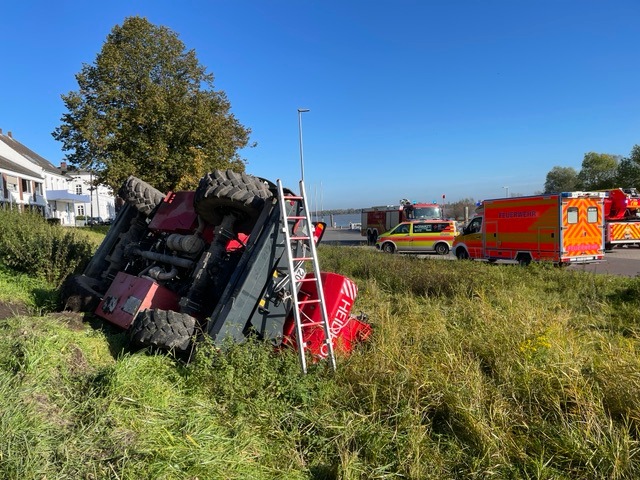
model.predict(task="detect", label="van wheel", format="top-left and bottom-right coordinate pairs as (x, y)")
top-left (435, 243), bottom-right (449, 255)
top-left (516, 253), bottom-right (532, 266)
top-left (382, 242), bottom-right (395, 254)
top-left (455, 248), bottom-right (469, 260)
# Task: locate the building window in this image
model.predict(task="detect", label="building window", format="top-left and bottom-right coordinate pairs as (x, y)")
top-left (75, 184), bottom-right (83, 195)
top-left (35, 182), bottom-right (43, 195)
top-left (78, 205), bottom-right (85, 216)
top-left (6, 176), bottom-right (18, 192)
top-left (22, 179), bottom-right (32, 193)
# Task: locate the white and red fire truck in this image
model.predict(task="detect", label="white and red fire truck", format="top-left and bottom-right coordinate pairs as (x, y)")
top-left (603, 188), bottom-right (640, 250)
top-left (361, 199), bottom-right (442, 245)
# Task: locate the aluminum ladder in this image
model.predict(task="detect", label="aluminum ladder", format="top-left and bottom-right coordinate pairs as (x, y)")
top-left (276, 179), bottom-right (337, 374)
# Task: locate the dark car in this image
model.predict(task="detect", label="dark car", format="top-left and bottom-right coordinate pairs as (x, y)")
top-left (86, 217), bottom-right (105, 226)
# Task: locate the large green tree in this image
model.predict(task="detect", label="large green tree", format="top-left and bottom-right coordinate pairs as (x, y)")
top-left (543, 166), bottom-right (579, 193)
top-left (615, 144), bottom-right (640, 188)
top-left (53, 16), bottom-right (251, 193)
top-left (576, 152), bottom-right (619, 190)
top-left (446, 198), bottom-right (477, 221)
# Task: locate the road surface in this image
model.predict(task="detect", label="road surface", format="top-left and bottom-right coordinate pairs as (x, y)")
top-left (566, 246), bottom-right (640, 277)
top-left (322, 228), bottom-right (366, 246)
top-left (321, 228), bottom-right (640, 277)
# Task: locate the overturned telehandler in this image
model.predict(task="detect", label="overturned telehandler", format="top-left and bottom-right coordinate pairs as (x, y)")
top-left (61, 170), bottom-right (370, 372)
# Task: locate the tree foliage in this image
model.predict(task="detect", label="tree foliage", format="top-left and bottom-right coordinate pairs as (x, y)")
top-left (53, 16), bottom-right (251, 193)
top-left (446, 198), bottom-right (478, 221)
top-left (614, 144), bottom-right (640, 188)
top-left (576, 152), bottom-right (619, 191)
top-left (544, 166), bottom-right (579, 193)
top-left (543, 146), bottom-right (640, 193)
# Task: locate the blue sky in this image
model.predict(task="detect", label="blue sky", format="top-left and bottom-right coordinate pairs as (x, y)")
top-left (1, 1), bottom-right (639, 209)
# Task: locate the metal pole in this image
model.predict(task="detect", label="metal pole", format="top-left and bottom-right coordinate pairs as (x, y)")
top-left (503, 186), bottom-right (509, 198)
top-left (297, 108), bottom-right (309, 183)
top-left (90, 172), bottom-right (94, 218)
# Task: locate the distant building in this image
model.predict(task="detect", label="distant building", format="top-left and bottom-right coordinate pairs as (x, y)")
top-left (0, 129), bottom-right (115, 225)
top-left (60, 163), bottom-right (117, 223)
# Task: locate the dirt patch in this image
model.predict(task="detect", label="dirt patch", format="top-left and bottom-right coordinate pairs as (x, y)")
top-left (47, 311), bottom-right (87, 331)
top-left (0, 301), bottom-right (86, 331)
top-left (0, 301), bottom-right (30, 319)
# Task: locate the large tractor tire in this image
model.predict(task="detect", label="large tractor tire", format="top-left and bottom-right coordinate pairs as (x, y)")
top-left (60, 274), bottom-right (102, 313)
top-left (83, 176), bottom-right (163, 287)
top-left (118, 176), bottom-right (165, 216)
top-left (129, 309), bottom-right (196, 352)
top-left (194, 169), bottom-right (273, 233)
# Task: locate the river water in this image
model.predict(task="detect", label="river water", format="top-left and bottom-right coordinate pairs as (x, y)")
top-left (312, 213), bottom-right (361, 229)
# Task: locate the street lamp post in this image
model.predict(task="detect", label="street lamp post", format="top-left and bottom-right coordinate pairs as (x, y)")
top-left (503, 186), bottom-right (509, 198)
top-left (297, 108), bottom-right (310, 182)
top-left (89, 172), bottom-right (94, 219)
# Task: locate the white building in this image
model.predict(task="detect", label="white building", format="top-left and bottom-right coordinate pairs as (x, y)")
top-left (0, 129), bottom-right (116, 225)
top-left (61, 164), bottom-right (117, 222)
top-left (0, 131), bottom-right (49, 214)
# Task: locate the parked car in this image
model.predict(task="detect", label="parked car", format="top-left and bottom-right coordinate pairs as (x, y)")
top-left (86, 216), bottom-right (106, 226)
top-left (375, 220), bottom-right (458, 255)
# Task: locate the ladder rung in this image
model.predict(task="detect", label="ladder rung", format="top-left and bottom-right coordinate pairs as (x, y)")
top-left (300, 320), bottom-right (327, 328)
top-left (298, 299), bottom-right (320, 305)
top-left (277, 178), bottom-right (336, 374)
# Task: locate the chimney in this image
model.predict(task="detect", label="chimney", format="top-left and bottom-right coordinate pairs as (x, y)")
top-left (60, 161), bottom-right (67, 172)
top-left (7, 131), bottom-right (12, 138)
top-left (0, 128), bottom-right (2, 135)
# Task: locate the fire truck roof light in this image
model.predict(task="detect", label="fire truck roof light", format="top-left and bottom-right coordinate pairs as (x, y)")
top-left (561, 191), bottom-right (606, 198)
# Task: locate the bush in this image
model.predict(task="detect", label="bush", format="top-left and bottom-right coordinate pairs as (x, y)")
top-left (0, 209), bottom-right (94, 287)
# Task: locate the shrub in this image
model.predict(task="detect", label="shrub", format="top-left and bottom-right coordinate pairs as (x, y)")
top-left (0, 209), bottom-right (94, 287)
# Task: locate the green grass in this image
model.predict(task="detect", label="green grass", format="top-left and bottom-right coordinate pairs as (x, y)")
top-left (0, 209), bottom-right (95, 287)
top-left (1, 246), bottom-right (640, 478)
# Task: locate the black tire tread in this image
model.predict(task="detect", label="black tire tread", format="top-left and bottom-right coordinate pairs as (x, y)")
top-left (435, 243), bottom-right (449, 255)
top-left (194, 169), bottom-right (272, 232)
top-left (382, 242), bottom-right (395, 254)
top-left (118, 176), bottom-right (165, 216)
top-left (129, 309), bottom-right (196, 351)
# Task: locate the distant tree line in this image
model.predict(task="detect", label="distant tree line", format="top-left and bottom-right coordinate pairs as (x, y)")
top-left (544, 145), bottom-right (640, 193)
top-left (317, 208), bottom-right (361, 215)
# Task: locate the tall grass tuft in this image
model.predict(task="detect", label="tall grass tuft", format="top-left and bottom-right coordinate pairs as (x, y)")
top-left (2, 245), bottom-right (640, 477)
top-left (0, 209), bottom-right (93, 287)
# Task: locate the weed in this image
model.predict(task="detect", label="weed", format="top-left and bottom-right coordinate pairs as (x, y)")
top-left (0, 246), bottom-right (640, 477)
